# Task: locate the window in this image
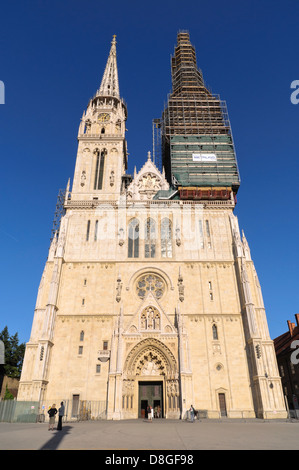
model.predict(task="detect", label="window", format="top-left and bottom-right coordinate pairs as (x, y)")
top-left (94, 220), bottom-right (98, 241)
top-left (212, 324), bottom-right (218, 340)
top-left (86, 220), bottom-right (90, 241)
top-left (94, 149), bottom-right (106, 190)
top-left (145, 218), bottom-right (156, 258)
top-left (128, 218), bottom-right (139, 258)
top-left (255, 344), bottom-right (261, 358)
top-left (103, 341), bottom-right (108, 351)
top-left (82, 298), bottom-right (85, 306)
top-left (161, 218), bottom-right (172, 258)
top-left (136, 273), bottom-right (165, 300)
top-left (80, 331), bottom-right (84, 341)
top-left (96, 364), bottom-right (101, 373)
top-left (209, 280), bottom-right (213, 300)
top-left (40, 346), bottom-right (44, 361)
top-left (78, 346), bottom-right (83, 355)
top-left (205, 220), bottom-right (211, 237)
top-left (199, 220), bottom-right (204, 248)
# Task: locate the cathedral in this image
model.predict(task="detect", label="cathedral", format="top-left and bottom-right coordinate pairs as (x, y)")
top-left (18, 32), bottom-right (287, 420)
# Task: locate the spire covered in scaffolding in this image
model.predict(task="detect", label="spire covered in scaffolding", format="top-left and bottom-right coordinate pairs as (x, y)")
top-left (97, 35), bottom-right (120, 98)
top-left (171, 31), bottom-right (205, 96)
top-left (160, 31), bottom-right (240, 198)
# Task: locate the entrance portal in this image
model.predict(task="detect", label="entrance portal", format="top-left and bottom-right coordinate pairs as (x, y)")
top-left (138, 381), bottom-right (163, 418)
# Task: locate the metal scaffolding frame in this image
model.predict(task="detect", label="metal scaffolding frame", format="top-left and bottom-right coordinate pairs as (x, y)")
top-left (50, 188), bottom-right (66, 242)
top-left (152, 118), bottom-right (162, 172)
top-left (160, 31), bottom-right (240, 193)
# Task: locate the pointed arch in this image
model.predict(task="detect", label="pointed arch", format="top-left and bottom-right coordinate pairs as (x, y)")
top-left (124, 338), bottom-right (178, 379)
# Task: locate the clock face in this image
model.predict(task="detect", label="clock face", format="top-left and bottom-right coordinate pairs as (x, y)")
top-left (98, 113), bottom-right (110, 123)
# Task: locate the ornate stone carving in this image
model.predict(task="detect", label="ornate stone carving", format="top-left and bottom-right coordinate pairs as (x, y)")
top-left (116, 274), bottom-right (122, 303)
top-left (178, 269), bottom-right (184, 302)
top-left (110, 170), bottom-right (115, 186)
top-left (166, 379), bottom-right (179, 396)
top-left (136, 351), bottom-right (165, 376)
top-left (97, 349), bottom-right (110, 362)
top-left (118, 228), bottom-right (124, 246)
top-left (140, 306), bottom-right (161, 331)
top-left (80, 170), bottom-right (86, 187)
top-left (175, 226), bottom-right (181, 246)
top-left (124, 338), bottom-right (178, 379)
top-left (126, 151), bottom-right (169, 201)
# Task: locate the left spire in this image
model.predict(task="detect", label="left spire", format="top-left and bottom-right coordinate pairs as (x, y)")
top-left (97, 35), bottom-right (120, 99)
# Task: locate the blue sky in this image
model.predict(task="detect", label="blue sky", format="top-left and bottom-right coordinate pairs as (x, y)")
top-left (0, 0), bottom-right (298, 344)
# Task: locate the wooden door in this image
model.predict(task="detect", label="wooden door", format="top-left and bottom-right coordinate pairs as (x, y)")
top-left (218, 393), bottom-right (227, 417)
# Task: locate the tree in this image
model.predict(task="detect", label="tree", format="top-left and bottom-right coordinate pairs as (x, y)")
top-left (4, 384), bottom-right (14, 400)
top-left (0, 326), bottom-right (25, 379)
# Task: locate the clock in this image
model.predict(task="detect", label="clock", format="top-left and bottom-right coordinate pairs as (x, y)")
top-left (98, 113), bottom-right (110, 123)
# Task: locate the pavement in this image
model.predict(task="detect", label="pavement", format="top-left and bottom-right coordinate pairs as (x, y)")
top-left (0, 418), bottom-right (299, 452)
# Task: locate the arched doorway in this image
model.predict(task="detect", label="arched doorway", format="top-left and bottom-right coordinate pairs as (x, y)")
top-left (123, 338), bottom-right (180, 419)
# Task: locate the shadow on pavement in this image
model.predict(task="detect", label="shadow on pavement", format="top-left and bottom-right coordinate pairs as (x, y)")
top-left (39, 425), bottom-right (73, 450)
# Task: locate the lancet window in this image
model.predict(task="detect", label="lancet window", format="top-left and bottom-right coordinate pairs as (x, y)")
top-left (145, 218), bottom-right (156, 258)
top-left (128, 218), bottom-right (139, 258)
top-left (94, 148), bottom-right (107, 190)
top-left (212, 324), bottom-right (218, 340)
top-left (161, 218), bottom-right (172, 258)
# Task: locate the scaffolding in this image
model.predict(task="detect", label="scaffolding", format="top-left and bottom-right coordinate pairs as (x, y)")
top-left (152, 118), bottom-right (162, 172)
top-left (50, 188), bottom-right (66, 242)
top-left (161, 31), bottom-right (240, 194)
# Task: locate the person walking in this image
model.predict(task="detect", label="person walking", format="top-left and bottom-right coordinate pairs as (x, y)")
top-left (189, 405), bottom-right (195, 423)
top-left (57, 401), bottom-right (65, 431)
top-left (48, 404), bottom-right (58, 431)
top-left (147, 405), bottom-right (152, 421)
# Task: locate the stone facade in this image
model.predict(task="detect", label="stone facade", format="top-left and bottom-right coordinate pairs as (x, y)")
top-left (18, 36), bottom-right (287, 420)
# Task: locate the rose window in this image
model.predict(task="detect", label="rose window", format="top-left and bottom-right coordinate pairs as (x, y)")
top-left (136, 274), bottom-right (165, 300)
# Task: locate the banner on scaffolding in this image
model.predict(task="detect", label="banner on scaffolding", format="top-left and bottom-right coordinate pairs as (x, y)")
top-left (192, 153), bottom-right (217, 162)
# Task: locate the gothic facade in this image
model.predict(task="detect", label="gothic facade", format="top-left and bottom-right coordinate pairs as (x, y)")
top-left (18, 34), bottom-right (287, 420)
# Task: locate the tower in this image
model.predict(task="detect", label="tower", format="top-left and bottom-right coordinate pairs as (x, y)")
top-left (18, 33), bottom-right (287, 421)
top-left (162, 31), bottom-right (240, 199)
top-left (73, 35), bottom-right (128, 201)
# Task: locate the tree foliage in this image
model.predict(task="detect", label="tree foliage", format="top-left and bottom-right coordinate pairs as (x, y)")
top-left (0, 326), bottom-right (25, 378)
